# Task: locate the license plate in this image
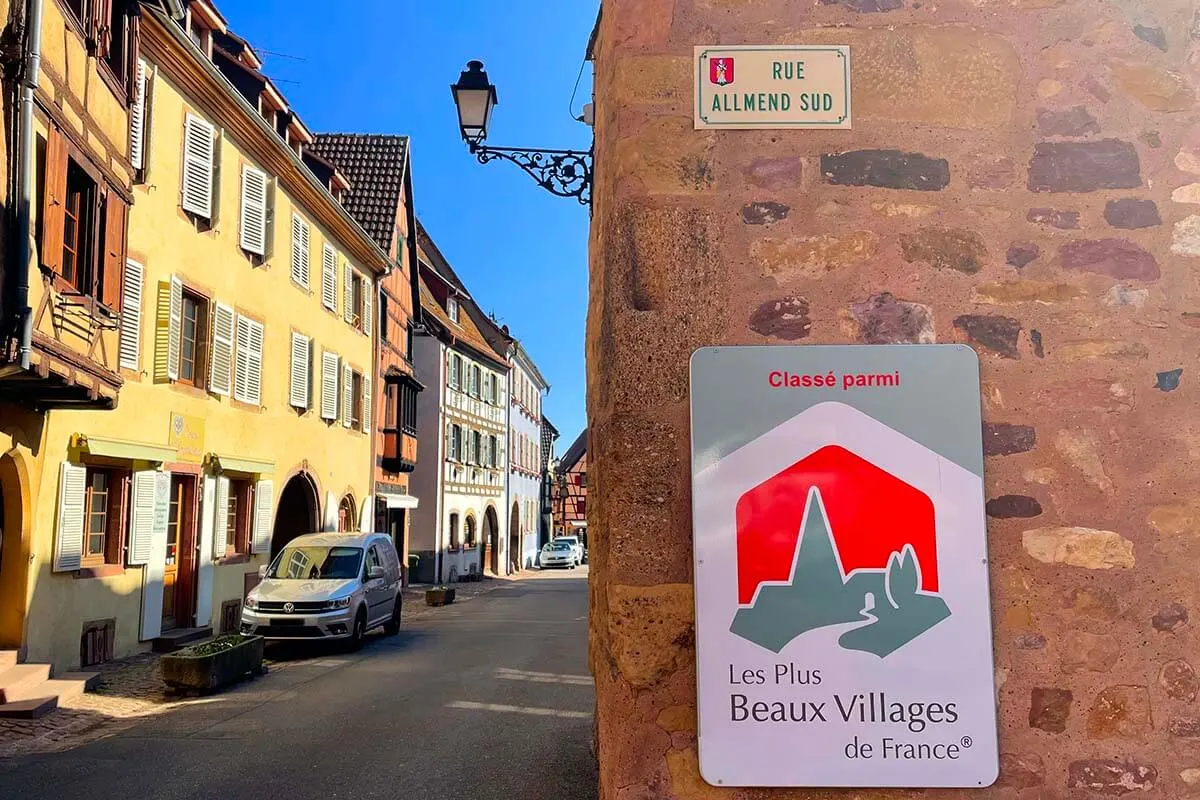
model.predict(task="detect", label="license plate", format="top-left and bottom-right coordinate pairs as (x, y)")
top-left (272, 618), bottom-right (304, 627)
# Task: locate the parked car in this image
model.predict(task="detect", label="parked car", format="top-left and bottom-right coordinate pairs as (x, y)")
top-left (241, 532), bottom-right (402, 649)
top-left (556, 535), bottom-right (585, 564)
top-left (540, 540), bottom-right (578, 569)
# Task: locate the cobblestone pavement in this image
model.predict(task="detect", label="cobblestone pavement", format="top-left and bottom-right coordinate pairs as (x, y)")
top-left (0, 573), bottom-right (522, 759)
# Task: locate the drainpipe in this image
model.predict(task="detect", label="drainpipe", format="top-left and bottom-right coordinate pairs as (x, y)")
top-left (13, 0), bottom-right (44, 370)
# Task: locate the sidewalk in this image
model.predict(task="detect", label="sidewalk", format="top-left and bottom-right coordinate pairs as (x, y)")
top-left (0, 573), bottom-right (523, 760)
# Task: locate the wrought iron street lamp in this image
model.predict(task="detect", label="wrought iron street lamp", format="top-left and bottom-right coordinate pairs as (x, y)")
top-left (451, 60), bottom-right (593, 206)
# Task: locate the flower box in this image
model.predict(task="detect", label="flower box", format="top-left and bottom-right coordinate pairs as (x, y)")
top-left (425, 587), bottom-right (457, 606)
top-left (160, 634), bottom-right (266, 692)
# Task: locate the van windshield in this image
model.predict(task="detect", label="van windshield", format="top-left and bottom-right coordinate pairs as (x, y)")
top-left (267, 546), bottom-right (364, 580)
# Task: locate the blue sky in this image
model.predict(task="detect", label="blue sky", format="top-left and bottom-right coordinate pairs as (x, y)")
top-left (223, 0), bottom-right (597, 451)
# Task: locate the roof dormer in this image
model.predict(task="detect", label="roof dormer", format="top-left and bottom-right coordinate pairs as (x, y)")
top-left (184, 0), bottom-right (227, 61)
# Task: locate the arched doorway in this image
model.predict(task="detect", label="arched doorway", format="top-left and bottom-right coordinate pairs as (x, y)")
top-left (509, 501), bottom-right (521, 573)
top-left (271, 473), bottom-right (319, 559)
top-left (0, 453), bottom-right (31, 649)
top-left (482, 505), bottom-right (500, 575)
top-left (337, 495), bottom-right (356, 532)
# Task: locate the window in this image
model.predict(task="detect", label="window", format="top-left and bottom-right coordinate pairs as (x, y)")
top-left (464, 517), bottom-right (476, 549)
top-left (178, 289), bottom-right (209, 387)
top-left (471, 431), bottom-right (482, 465)
top-left (385, 383), bottom-right (398, 429)
top-left (227, 479), bottom-right (252, 555)
top-left (338, 496), bottom-right (355, 532)
top-left (62, 162), bottom-right (95, 292)
top-left (449, 354), bottom-right (462, 389)
top-left (351, 370), bottom-right (364, 431)
top-left (83, 469), bottom-right (111, 564)
top-left (81, 467), bottom-right (127, 567)
top-left (469, 365), bottom-right (481, 398)
top-left (64, 0), bottom-right (88, 28)
top-left (449, 424), bottom-right (463, 461)
top-left (380, 293), bottom-right (389, 342)
top-left (100, 0), bottom-right (132, 89)
top-left (350, 274), bottom-right (365, 327)
top-left (447, 296), bottom-right (459, 323)
top-left (320, 350), bottom-right (339, 420)
top-left (449, 513), bottom-right (460, 550)
top-left (489, 435), bottom-right (499, 468)
top-left (401, 383), bottom-right (418, 434)
top-left (579, 472), bottom-right (588, 489)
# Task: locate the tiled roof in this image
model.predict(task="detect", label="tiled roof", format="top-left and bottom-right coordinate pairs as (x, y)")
top-left (560, 429), bottom-right (587, 470)
top-left (419, 271), bottom-right (508, 369)
top-left (309, 134), bottom-right (410, 254)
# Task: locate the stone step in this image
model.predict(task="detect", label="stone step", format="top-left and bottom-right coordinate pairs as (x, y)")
top-left (0, 650), bottom-right (17, 668)
top-left (0, 696), bottom-right (58, 720)
top-left (2, 671), bottom-right (100, 705)
top-left (0, 664), bottom-right (52, 704)
top-left (152, 626), bottom-right (213, 653)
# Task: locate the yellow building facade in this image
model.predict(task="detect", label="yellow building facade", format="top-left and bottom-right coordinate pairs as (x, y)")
top-left (9, 1), bottom-right (390, 671)
top-left (0, 0), bottom-right (138, 656)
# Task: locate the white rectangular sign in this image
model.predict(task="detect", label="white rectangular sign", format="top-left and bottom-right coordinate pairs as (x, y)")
top-left (695, 45), bottom-right (852, 130)
top-left (690, 345), bottom-right (998, 788)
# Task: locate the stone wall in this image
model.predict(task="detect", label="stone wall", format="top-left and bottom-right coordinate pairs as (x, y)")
top-left (588, 0), bottom-right (1200, 797)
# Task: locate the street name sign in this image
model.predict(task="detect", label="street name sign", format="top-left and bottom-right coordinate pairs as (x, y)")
top-left (689, 345), bottom-right (999, 788)
top-left (694, 45), bottom-right (852, 130)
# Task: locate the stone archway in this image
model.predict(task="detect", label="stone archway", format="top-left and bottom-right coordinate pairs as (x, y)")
top-left (271, 472), bottom-right (319, 559)
top-left (482, 505), bottom-right (500, 576)
top-left (0, 453), bottom-right (31, 650)
top-left (509, 500), bottom-right (521, 573)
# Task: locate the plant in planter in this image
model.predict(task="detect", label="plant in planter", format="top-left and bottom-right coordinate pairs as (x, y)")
top-left (160, 634), bottom-right (266, 693)
top-left (425, 585), bottom-right (457, 606)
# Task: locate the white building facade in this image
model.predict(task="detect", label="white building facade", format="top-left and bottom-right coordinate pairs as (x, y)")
top-left (507, 343), bottom-right (550, 571)
top-left (409, 257), bottom-right (511, 583)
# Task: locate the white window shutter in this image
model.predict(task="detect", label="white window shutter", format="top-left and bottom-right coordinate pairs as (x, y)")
top-left (126, 469), bottom-right (160, 565)
top-left (321, 350), bottom-right (339, 420)
top-left (138, 472), bottom-right (172, 641)
top-left (239, 165), bottom-right (269, 255)
top-left (181, 114), bottom-right (215, 218)
top-left (52, 463), bottom-right (87, 572)
top-left (362, 375), bottom-right (371, 433)
top-left (209, 302), bottom-right (234, 396)
top-left (362, 281), bottom-right (373, 335)
top-left (251, 480), bottom-right (274, 554)
top-left (119, 259), bottom-right (144, 371)
top-left (342, 362), bottom-right (353, 428)
top-left (290, 214), bottom-right (310, 287)
top-left (343, 264), bottom-right (354, 324)
top-left (196, 475), bottom-right (216, 627)
top-left (246, 319), bottom-right (264, 406)
top-left (130, 59), bottom-right (148, 171)
top-left (322, 244), bottom-right (337, 311)
top-left (167, 275), bottom-right (182, 381)
top-left (289, 332), bottom-right (310, 409)
top-left (234, 315), bottom-right (250, 403)
top-left (212, 476), bottom-right (230, 558)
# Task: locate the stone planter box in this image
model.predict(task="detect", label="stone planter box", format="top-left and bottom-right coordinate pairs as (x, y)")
top-left (425, 587), bottom-right (457, 606)
top-left (160, 635), bottom-right (266, 692)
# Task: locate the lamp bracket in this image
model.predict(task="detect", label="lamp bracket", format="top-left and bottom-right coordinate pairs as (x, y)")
top-left (468, 142), bottom-right (592, 206)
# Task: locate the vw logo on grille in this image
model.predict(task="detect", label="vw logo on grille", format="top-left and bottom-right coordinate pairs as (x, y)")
top-left (283, 602), bottom-right (295, 614)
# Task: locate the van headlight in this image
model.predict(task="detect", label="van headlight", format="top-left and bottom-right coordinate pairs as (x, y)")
top-left (244, 595), bottom-right (259, 610)
top-left (323, 597), bottom-right (352, 610)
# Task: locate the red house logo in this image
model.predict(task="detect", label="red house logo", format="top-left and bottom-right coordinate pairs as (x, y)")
top-left (710, 57), bottom-right (735, 87)
top-left (729, 445), bottom-right (951, 657)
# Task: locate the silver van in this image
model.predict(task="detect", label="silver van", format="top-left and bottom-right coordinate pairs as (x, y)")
top-left (241, 532), bottom-right (402, 649)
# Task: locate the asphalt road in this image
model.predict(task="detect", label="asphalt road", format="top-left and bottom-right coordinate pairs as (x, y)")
top-left (0, 569), bottom-right (597, 800)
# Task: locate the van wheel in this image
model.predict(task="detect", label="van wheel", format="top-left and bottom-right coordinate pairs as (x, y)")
top-left (346, 609), bottom-right (367, 651)
top-left (383, 597), bottom-right (402, 635)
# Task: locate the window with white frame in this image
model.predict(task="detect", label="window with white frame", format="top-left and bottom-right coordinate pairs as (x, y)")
top-left (447, 296), bottom-right (459, 324)
top-left (449, 424), bottom-right (463, 462)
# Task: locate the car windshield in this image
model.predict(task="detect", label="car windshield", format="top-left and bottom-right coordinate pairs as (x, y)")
top-left (546, 542), bottom-right (572, 551)
top-left (559, 538), bottom-right (578, 546)
top-left (267, 546), bottom-right (364, 580)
